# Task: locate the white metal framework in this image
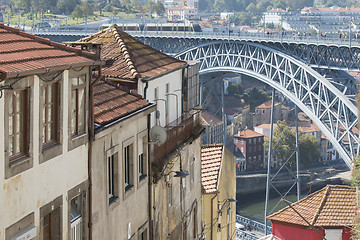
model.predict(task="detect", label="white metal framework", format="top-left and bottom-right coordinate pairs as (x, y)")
top-left (176, 41), bottom-right (359, 168)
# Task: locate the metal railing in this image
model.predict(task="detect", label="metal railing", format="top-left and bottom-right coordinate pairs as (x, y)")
top-left (153, 110), bottom-right (201, 164)
top-left (235, 229), bottom-right (259, 240)
top-left (236, 215), bottom-right (271, 235)
top-left (25, 28), bottom-right (360, 47)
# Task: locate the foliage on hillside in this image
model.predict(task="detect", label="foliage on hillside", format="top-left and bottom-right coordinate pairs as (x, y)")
top-left (264, 120), bottom-right (320, 168)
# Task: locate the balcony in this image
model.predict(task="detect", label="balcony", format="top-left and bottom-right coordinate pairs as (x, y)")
top-left (151, 110), bottom-right (203, 182)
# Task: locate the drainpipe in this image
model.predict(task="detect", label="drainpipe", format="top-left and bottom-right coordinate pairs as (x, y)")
top-left (147, 113), bottom-right (153, 240)
top-left (88, 65), bottom-right (102, 240)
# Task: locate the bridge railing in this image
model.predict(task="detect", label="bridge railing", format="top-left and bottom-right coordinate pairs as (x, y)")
top-left (236, 215), bottom-right (272, 235)
top-left (27, 28), bottom-right (360, 47)
top-left (235, 229), bottom-right (259, 240)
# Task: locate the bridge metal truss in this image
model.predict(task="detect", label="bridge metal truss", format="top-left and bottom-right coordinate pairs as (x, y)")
top-left (269, 42), bottom-right (360, 71)
top-left (175, 41), bottom-right (359, 168)
top-left (137, 36), bottom-right (360, 72)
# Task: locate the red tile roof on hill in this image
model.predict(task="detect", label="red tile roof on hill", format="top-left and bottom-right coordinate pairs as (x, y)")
top-left (93, 80), bottom-right (153, 125)
top-left (234, 129), bottom-right (264, 138)
top-left (255, 100), bottom-right (281, 109)
top-left (0, 23), bottom-right (99, 80)
top-left (268, 185), bottom-right (356, 228)
top-left (79, 25), bottom-right (187, 81)
top-left (201, 144), bottom-right (224, 194)
top-left (201, 111), bottom-right (222, 126)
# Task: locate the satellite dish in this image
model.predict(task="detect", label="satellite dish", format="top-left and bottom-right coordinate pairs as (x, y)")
top-left (150, 125), bottom-right (167, 146)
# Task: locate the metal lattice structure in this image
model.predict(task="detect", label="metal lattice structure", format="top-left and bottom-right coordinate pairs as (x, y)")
top-left (175, 41), bottom-right (358, 168)
top-left (135, 34), bottom-right (360, 72)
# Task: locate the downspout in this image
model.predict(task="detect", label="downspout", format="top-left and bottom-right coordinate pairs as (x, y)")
top-left (88, 65), bottom-right (102, 240)
top-left (147, 113), bottom-right (153, 240)
top-left (210, 193), bottom-right (218, 240)
top-left (143, 79), bottom-right (149, 99)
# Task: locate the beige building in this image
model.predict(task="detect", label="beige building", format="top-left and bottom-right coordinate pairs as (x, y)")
top-left (0, 24), bottom-right (101, 240)
top-left (201, 144), bottom-right (236, 240)
top-left (167, 6), bottom-right (198, 21)
top-left (90, 80), bottom-right (156, 240)
top-left (253, 100), bottom-right (289, 127)
top-left (79, 26), bottom-right (203, 240)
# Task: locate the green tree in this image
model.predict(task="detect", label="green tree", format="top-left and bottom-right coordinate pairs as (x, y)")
top-left (80, 1), bottom-right (94, 17)
top-left (264, 121), bottom-right (320, 168)
top-left (246, 2), bottom-right (257, 15)
top-left (71, 5), bottom-right (83, 21)
top-left (57, 0), bottom-right (80, 14)
top-left (242, 88), bottom-right (271, 110)
top-left (227, 83), bottom-right (243, 97)
top-left (154, 2), bottom-right (164, 15)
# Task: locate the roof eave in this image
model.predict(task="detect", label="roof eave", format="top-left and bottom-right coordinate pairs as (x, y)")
top-left (0, 60), bottom-right (103, 80)
top-left (141, 63), bottom-right (188, 83)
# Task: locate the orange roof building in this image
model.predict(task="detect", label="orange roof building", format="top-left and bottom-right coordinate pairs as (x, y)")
top-left (268, 185), bottom-right (356, 240)
top-left (201, 144), bottom-right (236, 240)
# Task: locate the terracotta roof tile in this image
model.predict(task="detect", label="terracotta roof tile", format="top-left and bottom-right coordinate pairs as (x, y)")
top-left (93, 80), bottom-right (152, 125)
top-left (201, 111), bottom-right (222, 126)
top-left (79, 25), bottom-right (186, 81)
top-left (0, 23), bottom-right (98, 80)
top-left (234, 129), bottom-right (264, 138)
top-left (255, 100), bottom-right (281, 109)
top-left (268, 185), bottom-right (356, 228)
top-left (201, 144), bottom-right (224, 194)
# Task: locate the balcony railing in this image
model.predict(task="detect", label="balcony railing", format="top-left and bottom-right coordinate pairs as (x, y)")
top-left (151, 110), bottom-right (202, 181)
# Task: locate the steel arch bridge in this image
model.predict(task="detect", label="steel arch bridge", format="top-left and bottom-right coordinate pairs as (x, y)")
top-left (174, 41), bottom-right (359, 168)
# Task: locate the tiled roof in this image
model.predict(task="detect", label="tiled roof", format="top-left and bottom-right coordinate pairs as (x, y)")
top-left (201, 111), bottom-right (223, 126)
top-left (255, 100), bottom-right (281, 109)
top-left (201, 144), bottom-right (224, 194)
top-left (0, 23), bottom-right (99, 80)
top-left (266, 8), bottom-right (287, 13)
top-left (234, 129), bottom-right (264, 138)
top-left (93, 80), bottom-right (152, 126)
top-left (268, 185), bottom-right (356, 228)
top-left (79, 25), bottom-right (186, 81)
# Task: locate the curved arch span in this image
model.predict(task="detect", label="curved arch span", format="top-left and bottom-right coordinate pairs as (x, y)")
top-left (175, 41), bottom-right (359, 168)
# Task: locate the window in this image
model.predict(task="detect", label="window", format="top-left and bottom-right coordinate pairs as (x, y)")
top-left (124, 144), bottom-right (134, 191)
top-left (139, 229), bottom-right (147, 240)
top-left (139, 135), bottom-right (147, 181)
top-left (165, 83), bottom-right (169, 124)
top-left (108, 153), bottom-right (118, 203)
top-left (8, 89), bottom-right (29, 161)
top-left (42, 82), bottom-right (59, 148)
top-left (70, 195), bottom-right (82, 240)
top-left (70, 76), bottom-right (86, 136)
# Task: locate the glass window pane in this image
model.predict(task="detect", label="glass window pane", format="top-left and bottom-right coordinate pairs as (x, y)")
top-left (79, 76), bottom-right (85, 85)
top-left (71, 90), bottom-right (77, 135)
top-left (9, 116), bottom-right (13, 135)
top-left (9, 137), bottom-right (13, 156)
top-left (16, 134), bottom-right (20, 153)
top-left (48, 104), bottom-right (53, 123)
top-left (9, 95), bottom-right (13, 114)
top-left (16, 92), bottom-right (21, 112)
top-left (48, 123), bottom-right (53, 142)
top-left (16, 114), bottom-right (20, 133)
top-left (78, 88), bottom-right (85, 133)
top-left (72, 77), bottom-right (78, 87)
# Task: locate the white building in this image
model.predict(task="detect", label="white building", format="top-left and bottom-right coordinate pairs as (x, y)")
top-left (167, 6), bottom-right (198, 21)
top-left (262, 8), bottom-right (288, 26)
top-left (0, 23), bottom-right (101, 240)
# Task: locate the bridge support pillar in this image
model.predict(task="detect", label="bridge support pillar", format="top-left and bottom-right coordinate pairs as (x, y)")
top-left (264, 89), bottom-right (301, 235)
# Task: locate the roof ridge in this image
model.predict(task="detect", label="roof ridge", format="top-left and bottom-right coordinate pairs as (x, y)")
top-left (310, 185), bottom-right (330, 225)
top-left (111, 27), bottom-right (140, 79)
